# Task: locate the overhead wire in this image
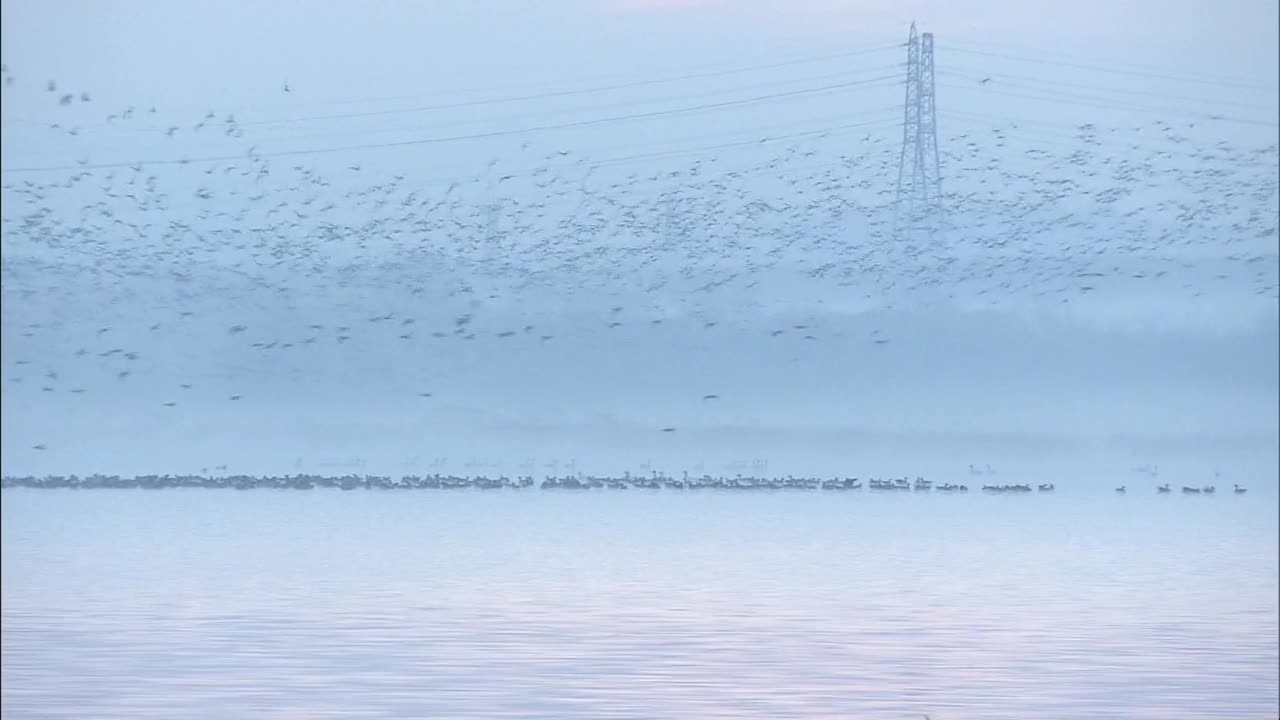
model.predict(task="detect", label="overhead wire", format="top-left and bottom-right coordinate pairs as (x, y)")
top-left (4, 65), bottom-right (904, 141)
top-left (940, 106), bottom-right (1278, 153)
top-left (936, 77), bottom-right (1279, 127)
top-left (1, 42), bottom-right (905, 133)
top-left (941, 43), bottom-right (1280, 92)
top-left (943, 37), bottom-right (1275, 90)
top-left (298, 39), bottom-right (909, 109)
top-left (1, 75), bottom-right (903, 174)
top-left (941, 67), bottom-right (1276, 113)
top-left (238, 43), bottom-right (907, 129)
top-left (0, 111), bottom-right (906, 202)
top-left (395, 115), bottom-right (905, 194)
top-left (575, 114), bottom-right (902, 172)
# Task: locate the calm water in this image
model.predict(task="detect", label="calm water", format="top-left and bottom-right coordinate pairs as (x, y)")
top-left (2, 489), bottom-right (1277, 719)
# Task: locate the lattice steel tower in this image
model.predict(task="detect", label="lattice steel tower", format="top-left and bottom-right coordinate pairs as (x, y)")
top-left (894, 22), bottom-right (942, 235)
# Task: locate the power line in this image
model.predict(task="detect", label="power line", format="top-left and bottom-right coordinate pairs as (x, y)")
top-left (941, 44), bottom-right (1280, 93)
top-left (584, 114), bottom-right (902, 171)
top-left (405, 115), bottom-right (903, 189)
top-left (1, 115), bottom-right (904, 200)
top-left (4, 65), bottom-right (903, 140)
top-left (942, 67), bottom-right (1277, 113)
top-left (296, 40), bottom-right (911, 111)
top-left (37, 44), bottom-right (897, 137)
top-left (1, 76), bottom-right (901, 174)
top-left (239, 43), bottom-right (905, 129)
top-left (944, 38), bottom-right (1276, 91)
top-left (938, 79), bottom-right (1279, 127)
top-left (271, 81), bottom-right (902, 149)
top-left (0, 41), bottom-right (907, 133)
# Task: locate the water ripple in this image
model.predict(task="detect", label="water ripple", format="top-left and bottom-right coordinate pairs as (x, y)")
top-left (3, 490), bottom-right (1276, 719)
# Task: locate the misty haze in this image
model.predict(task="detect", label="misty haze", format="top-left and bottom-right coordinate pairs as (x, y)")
top-left (1, 1), bottom-right (1277, 718)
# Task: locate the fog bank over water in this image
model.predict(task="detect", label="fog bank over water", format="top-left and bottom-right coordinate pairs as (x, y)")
top-left (4, 289), bottom-right (1275, 484)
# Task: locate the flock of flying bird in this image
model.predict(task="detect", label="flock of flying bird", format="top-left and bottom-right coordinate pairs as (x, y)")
top-left (1, 59), bottom-right (1277, 466)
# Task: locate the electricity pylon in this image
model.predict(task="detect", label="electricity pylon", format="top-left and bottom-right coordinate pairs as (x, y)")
top-left (894, 22), bottom-right (942, 238)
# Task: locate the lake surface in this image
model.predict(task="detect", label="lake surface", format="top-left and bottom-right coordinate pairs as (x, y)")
top-left (2, 489), bottom-right (1277, 719)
